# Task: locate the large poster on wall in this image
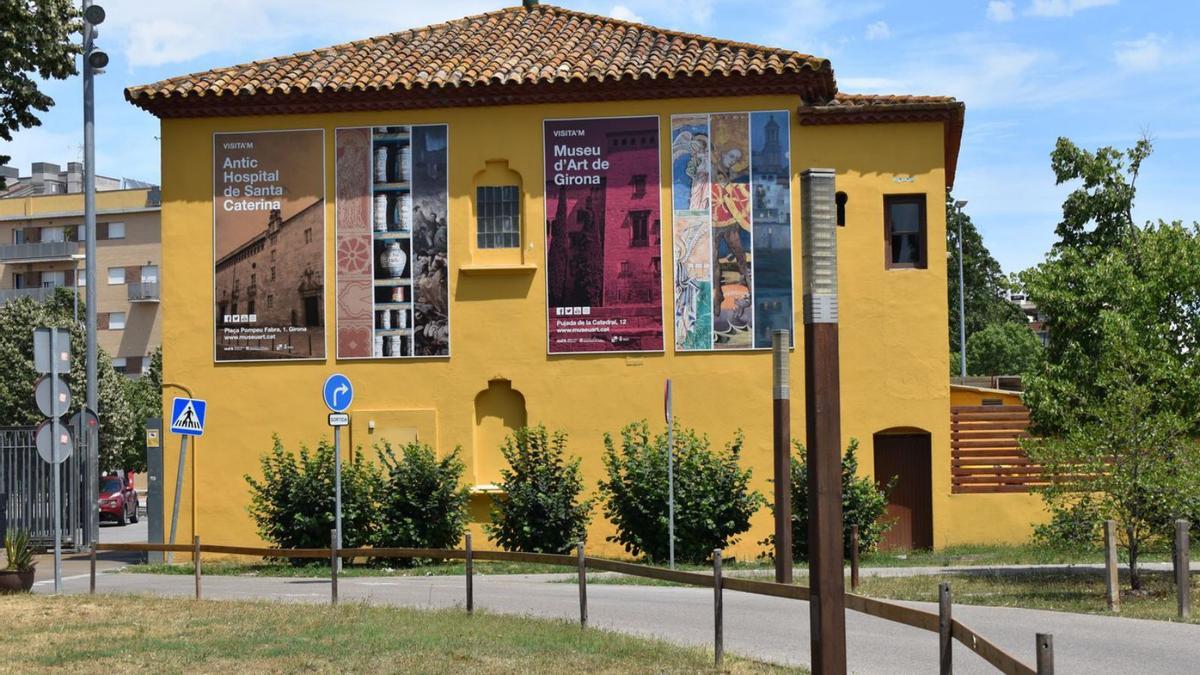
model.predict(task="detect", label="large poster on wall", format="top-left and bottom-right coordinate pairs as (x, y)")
top-left (670, 111), bottom-right (793, 351)
top-left (213, 129), bottom-right (325, 362)
top-left (334, 125), bottom-right (450, 359)
top-left (544, 116), bottom-right (664, 354)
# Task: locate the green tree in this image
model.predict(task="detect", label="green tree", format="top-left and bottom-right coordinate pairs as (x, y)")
top-left (1022, 137), bottom-right (1200, 590)
top-left (0, 0), bottom-right (81, 184)
top-left (121, 346), bottom-right (162, 472)
top-left (964, 322), bottom-right (1044, 377)
top-left (374, 440), bottom-right (470, 560)
top-left (946, 194), bottom-right (1025, 353)
top-left (486, 425), bottom-right (592, 554)
top-left (0, 289), bottom-right (133, 469)
top-left (760, 439), bottom-right (893, 561)
top-left (599, 421), bottom-right (765, 564)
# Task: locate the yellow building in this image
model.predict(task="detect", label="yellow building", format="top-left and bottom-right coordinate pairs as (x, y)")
top-left (127, 3), bottom-right (1045, 558)
top-left (0, 185), bottom-right (162, 374)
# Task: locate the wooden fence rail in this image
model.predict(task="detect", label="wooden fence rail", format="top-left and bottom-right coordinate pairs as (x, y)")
top-left (951, 405), bottom-right (1039, 494)
top-left (95, 541), bottom-right (1044, 673)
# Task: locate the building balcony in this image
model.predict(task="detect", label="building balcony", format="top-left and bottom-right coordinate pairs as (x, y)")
top-left (0, 240), bottom-right (81, 263)
top-left (127, 281), bottom-right (160, 302)
top-left (0, 287), bottom-right (61, 304)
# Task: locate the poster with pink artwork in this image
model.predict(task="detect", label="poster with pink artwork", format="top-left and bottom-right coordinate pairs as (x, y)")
top-left (544, 116), bottom-right (664, 354)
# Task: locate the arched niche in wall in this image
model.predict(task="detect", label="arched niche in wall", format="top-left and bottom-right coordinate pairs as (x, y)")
top-left (469, 159), bottom-right (528, 268)
top-left (473, 378), bottom-right (527, 487)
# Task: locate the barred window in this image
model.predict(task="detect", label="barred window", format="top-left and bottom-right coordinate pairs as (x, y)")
top-left (476, 185), bottom-right (520, 249)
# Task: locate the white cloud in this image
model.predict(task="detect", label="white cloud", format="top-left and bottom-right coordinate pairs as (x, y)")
top-left (864, 20), bottom-right (891, 41)
top-left (1027, 0), bottom-right (1118, 18)
top-left (986, 1), bottom-right (1015, 22)
top-left (1114, 33), bottom-right (1169, 72)
top-left (609, 4), bottom-right (645, 23)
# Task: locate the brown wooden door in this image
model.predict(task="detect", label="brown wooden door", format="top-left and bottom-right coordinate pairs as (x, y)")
top-left (874, 433), bottom-right (933, 550)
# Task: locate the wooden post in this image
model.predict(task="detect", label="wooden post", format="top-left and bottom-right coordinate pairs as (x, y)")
top-left (465, 532), bottom-right (474, 614)
top-left (193, 536), bottom-right (201, 600)
top-left (714, 548), bottom-right (724, 667)
top-left (802, 168), bottom-right (847, 674)
top-left (1036, 633), bottom-right (1054, 675)
top-left (89, 546), bottom-right (96, 594)
top-left (1176, 519), bottom-right (1190, 620)
top-left (577, 541), bottom-right (587, 628)
top-left (938, 583), bottom-right (952, 675)
top-left (850, 525), bottom-right (860, 591)
top-left (330, 529), bottom-right (338, 606)
top-left (1103, 519), bottom-right (1119, 612)
top-left (773, 329), bottom-right (793, 584)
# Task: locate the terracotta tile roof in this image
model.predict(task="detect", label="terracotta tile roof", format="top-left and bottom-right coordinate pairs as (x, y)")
top-left (797, 93), bottom-right (966, 189)
top-left (126, 3), bottom-right (834, 115)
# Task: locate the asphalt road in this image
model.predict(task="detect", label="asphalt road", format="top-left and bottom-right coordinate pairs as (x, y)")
top-left (41, 567), bottom-right (1199, 674)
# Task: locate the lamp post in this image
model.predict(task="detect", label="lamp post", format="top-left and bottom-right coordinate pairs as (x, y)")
top-left (954, 200), bottom-right (968, 380)
top-left (82, 1), bottom-right (108, 548)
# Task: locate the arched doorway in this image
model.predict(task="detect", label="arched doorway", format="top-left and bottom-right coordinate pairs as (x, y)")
top-left (473, 379), bottom-right (526, 486)
top-left (873, 429), bottom-right (933, 550)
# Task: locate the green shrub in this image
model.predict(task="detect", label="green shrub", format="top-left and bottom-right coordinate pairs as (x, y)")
top-left (4, 529), bottom-right (34, 571)
top-left (1031, 495), bottom-right (1103, 551)
top-left (245, 435), bottom-right (379, 557)
top-left (374, 440), bottom-right (470, 560)
top-left (767, 439), bottom-right (893, 561)
top-left (599, 421), bottom-right (765, 564)
top-left (486, 425), bottom-right (592, 554)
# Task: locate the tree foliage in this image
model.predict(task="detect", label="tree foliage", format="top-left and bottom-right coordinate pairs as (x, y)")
top-left (120, 346), bottom-right (162, 472)
top-left (1022, 137), bottom-right (1200, 590)
top-left (244, 435), bottom-right (379, 557)
top-left (0, 289), bottom-right (133, 469)
top-left (766, 439), bottom-right (893, 561)
top-left (486, 425), bottom-right (592, 554)
top-left (599, 421), bottom-right (765, 564)
top-left (374, 440), bottom-right (470, 559)
top-left (0, 0), bottom-right (81, 183)
top-left (946, 194), bottom-right (1025, 353)
top-left (964, 322), bottom-right (1044, 377)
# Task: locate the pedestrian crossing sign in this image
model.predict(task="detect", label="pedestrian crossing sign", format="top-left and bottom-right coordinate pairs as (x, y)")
top-left (170, 397), bottom-right (207, 436)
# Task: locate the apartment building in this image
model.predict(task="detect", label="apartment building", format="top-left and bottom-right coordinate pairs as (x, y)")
top-left (0, 181), bottom-right (162, 375)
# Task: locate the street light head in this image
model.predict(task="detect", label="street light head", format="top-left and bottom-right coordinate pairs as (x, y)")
top-left (954, 200), bottom-right (968, 210)
top-left (87, 50), bottom-right (109, 69)
top-left (83, 4), bottom-right (106, 26)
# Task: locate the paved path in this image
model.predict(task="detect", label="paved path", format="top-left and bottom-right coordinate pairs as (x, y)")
top-left (43, 570), bottom-right (1199, 674)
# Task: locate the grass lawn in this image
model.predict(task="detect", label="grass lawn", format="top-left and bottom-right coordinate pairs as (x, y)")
top-left (854, 568), bottom-right (1199, 624)
top-left (0, 595), bottom-right (798, 673)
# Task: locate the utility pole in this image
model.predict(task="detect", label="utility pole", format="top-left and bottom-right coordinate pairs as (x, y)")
top-left (82, 1), bottom-right (109, 548)
top-left (801, 169), bottom-right (846, 674)
top-left (772, 329), bottom-right (792, 583)
top-left (955, 200), bottom-right (968, 380)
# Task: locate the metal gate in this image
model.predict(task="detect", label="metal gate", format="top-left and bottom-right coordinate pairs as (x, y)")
top-left (0, 427), bottom-right (89, 549)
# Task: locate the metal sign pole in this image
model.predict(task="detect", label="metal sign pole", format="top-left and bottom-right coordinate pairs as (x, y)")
top-left (666, 379), bottom-right (675, 570)
top-left (167, 435), bottom-right (188, 563)
top-left (333, 424), bottom-right (342, 573)
top-left (50, 328), bottom-right (62, 593)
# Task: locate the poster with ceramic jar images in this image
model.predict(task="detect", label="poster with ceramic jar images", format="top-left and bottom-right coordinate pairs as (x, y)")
top-left (212, 128), bottom-right (326, 362)
top-left (334, 125), bottom-right (449, 359)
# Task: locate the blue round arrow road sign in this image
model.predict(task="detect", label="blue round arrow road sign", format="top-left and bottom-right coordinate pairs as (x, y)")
top-left (323, 374), bottom-right (354, 413)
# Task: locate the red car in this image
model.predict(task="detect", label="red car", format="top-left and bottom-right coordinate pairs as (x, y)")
top-left (99, 472), bottom-right (139, 526)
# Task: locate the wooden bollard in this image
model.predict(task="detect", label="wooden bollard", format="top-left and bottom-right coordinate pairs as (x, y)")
top-left (330, 529), bottom-right (338, 606)
top-left (1103, 520), bottom-right (1119, 612)
top-left (1177, 520), bottom-right (1191, 620)
top-left (714, 548), bottom-right (724, 667)
top-left (938, 583), bottom-right (952, 675)
top-left (1036, 633), bottom-right (1054, 675)
top-left (850, 524), bottom-right (860, 591)
top-left (465, 532), bottom-right (474, 614)
top-left (89, 546), bottom-right (96, 595)
top-left (193, 536), bottom-right (202, 600)
top-left (577, 541), bottom-right (587, 628)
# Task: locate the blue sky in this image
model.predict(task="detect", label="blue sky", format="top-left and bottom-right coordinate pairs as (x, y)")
top-left (5, 0), bottom-right (1197, 272)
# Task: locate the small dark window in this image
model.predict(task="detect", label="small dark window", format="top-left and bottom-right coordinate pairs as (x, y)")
top-left (836, 192), bottom-right (848, 227)
top-left (630, 211), bottom-right (650, 248)
top-left (304, 228), bottom-right (313, 244)
top-left (631, 174), bottom-right (647, 198)
top-left (476, 185), bottom-right (521, 249)
top-left (884, 194), bottom-right (927, 269)
top-left (982, 399), bottom-right (1004, 406)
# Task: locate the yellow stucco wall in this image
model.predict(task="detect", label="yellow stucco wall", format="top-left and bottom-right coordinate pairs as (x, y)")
top-left (156, 93), bottom-right (1039, 558)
